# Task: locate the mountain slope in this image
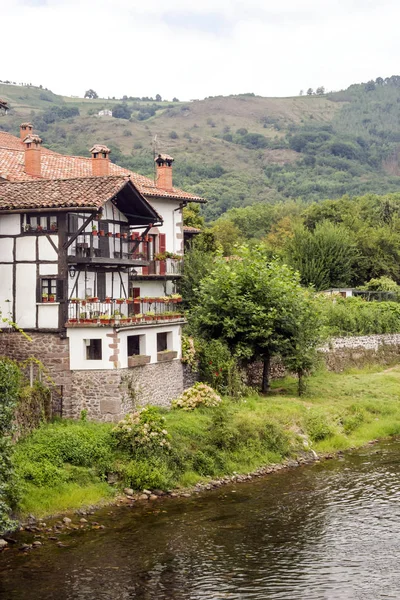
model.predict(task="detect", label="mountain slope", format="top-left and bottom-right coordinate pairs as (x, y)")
top-left (1, 79), bottom-right (400, 220)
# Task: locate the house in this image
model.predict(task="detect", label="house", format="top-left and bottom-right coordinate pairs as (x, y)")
top-left (98, 110), bottom-right (113, 117)
top-left (0, 99), bottom-right (8, 114)
top-left (0, 123), bottom-right (205, 421)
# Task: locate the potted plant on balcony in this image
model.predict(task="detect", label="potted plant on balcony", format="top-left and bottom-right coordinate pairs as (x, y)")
top-left (122, 232), bottom-right (127, 239)
top-left (50, 221), bottom-right (58, 232)
top-left (144, 311), bottom-right (155, 322)
top-left (99, 229), bottom-right (105, 237)
top-left (41, 293), bottom-right (48, 303)
top-left (171, 293), bottom-right (182, 303)
top-left (133, 296), bottom-right (141, 304)
top-left (86, 296), bottom-right (99, 303)
top-left (70, 297), bottom-right (80, 304)
top-left (48, 294), bottom-right (55, 303)
top-left (23, 224), bottom-right (32, 232)
top-left (107, 232), bottom-right (113, 238)
top-left (92, 224), bottom-right (98, 236)
top-left (36, 225), bottom-right (43, 233)
top-left (104, 296), bottom-right (111, 304)
top-left (115, 232), bottom-right (121, 239)
top-left (99, 314), bottom-right (111, 326)
top-left (116, 298), bottom-right (125, 305)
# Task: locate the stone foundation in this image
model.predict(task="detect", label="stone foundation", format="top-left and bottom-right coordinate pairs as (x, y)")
top-left (70, 360), bottom-right (185, 422)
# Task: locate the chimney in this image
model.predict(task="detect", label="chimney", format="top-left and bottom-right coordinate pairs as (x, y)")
top-left (90, 144), bottom-right (111, 176)
top-left (20, 122), bottom-right (33, 140)
top-left (155, 154), bottom-right (174, 191)
top-left (23, 134), bottom-right (42, 177)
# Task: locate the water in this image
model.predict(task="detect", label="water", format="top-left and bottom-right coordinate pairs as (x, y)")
top-left (1, 440), bottom-right (400, 599)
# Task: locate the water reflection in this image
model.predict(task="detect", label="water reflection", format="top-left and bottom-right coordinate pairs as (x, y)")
top-left (1, 441), bottom-right (399, 599)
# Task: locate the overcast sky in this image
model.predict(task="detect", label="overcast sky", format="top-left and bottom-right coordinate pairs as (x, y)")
top-left (2, 0), bottom-right (400, 100)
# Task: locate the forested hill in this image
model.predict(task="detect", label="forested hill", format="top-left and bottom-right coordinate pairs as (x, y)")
top-left (2, 77), bottom-right (400, 220)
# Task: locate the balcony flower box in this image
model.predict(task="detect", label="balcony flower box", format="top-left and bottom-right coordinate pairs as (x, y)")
top-left (157, 350), bottom-right (178, 362)
top-left (128, 355), bottom-right (151, 368)
top-left (104, 297), bottom-right (112, 304)
top-left (68, 318), bottom-right (78, 323)
top-left (70, 298), bottom-right (79, 304)
top-left (87, 297), bottom-right (99, 303)
top-left (100, 317), bottom-right (111, 325)
top-left (116, 298), bottom-right (125, 305)
top-left (133, 298), bottom-right (141, 304)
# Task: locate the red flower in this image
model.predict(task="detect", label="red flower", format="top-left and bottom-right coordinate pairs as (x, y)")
top-left (209, 361), bottom-right (213, 365)
top-left (215, 372), bottom-right (219, 376)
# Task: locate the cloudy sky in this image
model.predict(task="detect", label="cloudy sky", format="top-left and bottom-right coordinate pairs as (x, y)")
top-left (2, 0), bottom-right (400, 100)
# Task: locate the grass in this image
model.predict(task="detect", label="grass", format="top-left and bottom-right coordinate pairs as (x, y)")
top-left (12, 364), bottom-right (400, 519)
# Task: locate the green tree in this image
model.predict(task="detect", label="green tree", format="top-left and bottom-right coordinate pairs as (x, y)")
top-left (284, 221), bottom-right (356, 290)
top-left (211, 220), bottom-right (242, 256)
top-left (183, 203), bottom-right (205, 229)
top-left (307, 88), bottom-right (313, 95)
top-left (155, 94), bottom-right (162, 102)
top-left (179, 234), bottom-right (216, 309)
top-left (0, 358), bottom-right (21, 534)
top-left (112, 104), bottom-right (131, 119)
top-left (193, 246), bottom-right (323, 393)
top-left (84, 89), bottom-right (98, 99)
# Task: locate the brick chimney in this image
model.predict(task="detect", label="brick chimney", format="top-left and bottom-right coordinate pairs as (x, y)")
top-left (20, 122), bottom-right (33, 140)
top-left (155, 154), bottom-right (174, 191)
top-left (90, 144), bottom-right (111, 176)
top-left (23, 134), bottom-right (42, 178)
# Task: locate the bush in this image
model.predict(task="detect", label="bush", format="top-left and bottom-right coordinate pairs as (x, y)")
top-left (322, 296), bottom-right (400, 335)
top-left (112, 407), bottom-right (171, 455)
top-left (118, 458), bottom-right (173, 491)
top-left (172, 382), bottom-right (221, 411)
top-left (305, 410), bottom-right (335, 442)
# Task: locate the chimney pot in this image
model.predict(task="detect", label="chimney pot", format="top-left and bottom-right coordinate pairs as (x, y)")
top-left (155, 153), bottom-right (174, 191)
top-left (90, 144), bottom-right (111, 176)
top-left (20, 122), bottom-right (33, 140)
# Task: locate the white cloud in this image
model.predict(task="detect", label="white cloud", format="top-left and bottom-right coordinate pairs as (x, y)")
top-left (2, 0), bottom-right (400, 99)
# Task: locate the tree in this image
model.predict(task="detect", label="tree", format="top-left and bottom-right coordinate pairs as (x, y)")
top-left (155, 94), bottom-right (162, 102)
top-left (193, 247), bottom-right (323, 393)
top-left (307, 88), bottom-right (313, 95)
top-left (84, 89), bottom-right (98, 99)
top-left (178, 235), bottom-right (216, 309)
top-left (316, 86), bottom-right (325, 95)
top-left (172, 97), bottom-right (179, 102)
top-left (299, 90), bottom-right (304, 96)
top-left (112, 104), bottom-right (131, 119)
top-left (211, 220), bottom-right (242, 256)
top-left (183, 203), bottom-right (205, 229)
top-left (284, 221), bottom-right (357, 290)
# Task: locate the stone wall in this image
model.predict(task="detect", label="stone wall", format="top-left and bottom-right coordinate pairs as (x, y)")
top-left (70, 360), bottom-right (185, 422)
top-left (247, 333), bottom-right (400, 387)
top-left (0, 331), bottom-right (73, 415)
top-left (319, 334), bottom-right (400, 373)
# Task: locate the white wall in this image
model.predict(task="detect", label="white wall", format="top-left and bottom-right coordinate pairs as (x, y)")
top-left (0, 238), bottom-right (13, 262)
top-left (0, 264), bottom-right (13, 327)
top-left (15, 263), bottom-right (36, 328)
top-left (132, 280), bottom-right (166, 297)
top-left (148, 198), bottom-right (182, 254)
top-left (38, 304), bottom-right (59, 328)
top-left (67, 323), bottom-right (182, 370)
top-left (39, 236), bottom-right (58, 261)
top-left (0, 214), bottom-right (20, 235)
top-left (16, 237), bottom-right (35, 262)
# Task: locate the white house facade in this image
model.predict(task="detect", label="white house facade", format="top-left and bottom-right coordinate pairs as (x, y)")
top-left (0, 125), bottom-right (205, 420)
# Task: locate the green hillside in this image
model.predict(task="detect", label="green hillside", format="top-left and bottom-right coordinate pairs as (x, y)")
top-left (1, 78), bottom-right (400, 220)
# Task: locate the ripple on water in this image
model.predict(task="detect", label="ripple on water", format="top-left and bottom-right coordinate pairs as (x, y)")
top-left (1, 439), bottom-right (400, 600)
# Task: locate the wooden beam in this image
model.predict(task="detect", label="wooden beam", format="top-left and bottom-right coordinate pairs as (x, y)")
top-left (63, 213), bottom-right (95, 250)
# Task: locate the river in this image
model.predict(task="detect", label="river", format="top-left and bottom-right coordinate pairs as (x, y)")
top-left (1, 439), bottom-right (399, 599)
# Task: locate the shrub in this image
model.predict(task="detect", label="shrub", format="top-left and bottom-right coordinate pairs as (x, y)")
top-left (119, 458), bottom-right (173, 491)
top-left (112, 406), bottom-right (171, 454)
top-left (305, 410), bottom-right (335, 442)
top-left (172, 383), bottom-right (221, 411)
top-left (181, 335), bottom-right (197, 370)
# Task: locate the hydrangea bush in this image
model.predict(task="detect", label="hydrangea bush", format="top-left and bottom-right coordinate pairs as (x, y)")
top-left (112, 406), bottom-right (171, 454)
top-left (172, 382), bottom-right (221, 411)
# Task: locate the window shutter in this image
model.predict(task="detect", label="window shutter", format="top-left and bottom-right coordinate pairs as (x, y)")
top-left (159, 233), bottom-right (166, 275)
top-left (159, 233), bottom-right (166, 253)
top-left (56, 279), bottom-right (65, 302)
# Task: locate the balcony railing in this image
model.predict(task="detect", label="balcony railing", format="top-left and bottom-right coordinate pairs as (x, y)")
top-left (141, 258), bottom-right (183, 276)
top-left (66, 296), bottom-right (184, 327)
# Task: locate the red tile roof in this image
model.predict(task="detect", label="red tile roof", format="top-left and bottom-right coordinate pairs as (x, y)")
top-left (0, 175), bottom-right (153, 212)
top-left (0, 131), bottom-right (205, 202)
top-left (183, 226), bottom-right (201, 232)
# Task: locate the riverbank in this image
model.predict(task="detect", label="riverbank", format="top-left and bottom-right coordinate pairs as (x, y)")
top-left (10, 364), bottom-right (400, 521)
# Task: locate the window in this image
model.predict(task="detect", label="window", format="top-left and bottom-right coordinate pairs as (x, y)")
top-left (23, 215), bottom-right (58, 233)
top-left (85, 339), bottom-right (102, 360)
top-left (127, 335), bottom-right (140, 356)
top-left (40, 278), bottom-right (57, 302)
top-left (157, 332), bottom-right (168, 352)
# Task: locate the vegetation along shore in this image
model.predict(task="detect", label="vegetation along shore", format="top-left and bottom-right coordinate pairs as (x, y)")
top-left (3, 364), bottom-right (400, 525)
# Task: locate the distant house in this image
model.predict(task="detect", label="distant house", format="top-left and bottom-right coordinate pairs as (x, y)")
top-left (98, 109), bottom-right (113, 117)
top-left (0, 123), bottom-right (205, 421)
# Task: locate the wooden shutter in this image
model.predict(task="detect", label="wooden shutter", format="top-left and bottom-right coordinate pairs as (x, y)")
top-left (159, 233), bottom-right (166, 275)
top-left (97, 272), bottom-right (106, 301)
top-left (56, 279), bottom-right (65, 302)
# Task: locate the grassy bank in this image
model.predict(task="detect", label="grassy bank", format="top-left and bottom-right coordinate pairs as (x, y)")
top-left (13, 365), bottom-right (400, 519)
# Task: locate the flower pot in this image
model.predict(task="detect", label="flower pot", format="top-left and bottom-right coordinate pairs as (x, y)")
top-left (49, 297), bottom-right (55, 303)
top-left (104, 298), bottom-right (111, 304)
top-left (122, 233), bottom-right (127, 239)
top-left (69, 318), bottom-right (77, 323)
top-left (99, 230), bottom-right (105, 237)
top-left (107, 232), bottom-right (113, 238)
top-left (92, 230), bottom-right (98, 236)
top-left (116, 233), bottom-right (121, 239)
top-left (100, 319), bottom-right (111, 326)
top-left (116, 299), bottom-right (124, 305)
top-left (42, 297), bottom-right (48, 303)
top-left (133, 298), bottom-right (141, 304)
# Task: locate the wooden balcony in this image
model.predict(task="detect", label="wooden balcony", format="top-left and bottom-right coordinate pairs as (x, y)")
top-left (66, 296), bottom-right (184, 328)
